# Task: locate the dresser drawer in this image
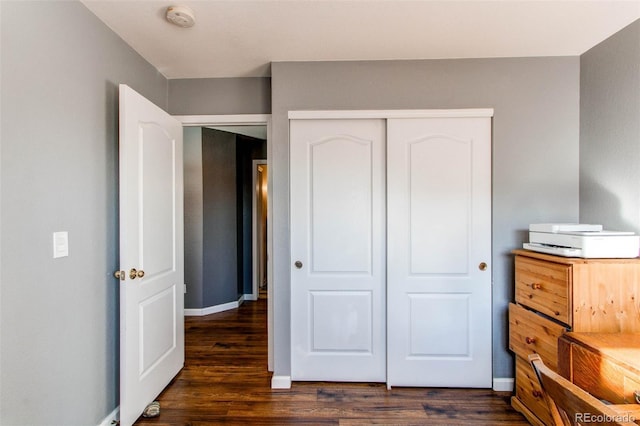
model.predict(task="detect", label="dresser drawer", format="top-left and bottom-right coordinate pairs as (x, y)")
top-left (514, 355), bottom-right (553, 426)
top-left (509, 303), bottom-right (566, 370)
top-left (559, 334), bottom-right (640, 405)
top-left (515, 256), bottom-right (571, 325)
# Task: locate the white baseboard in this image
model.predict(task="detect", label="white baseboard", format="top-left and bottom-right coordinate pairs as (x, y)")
top-left (493, 378), bottom-right (514, 392)
top-left (98, 406), bottom-right (119, 426)
top-left (184, 297), bottom-right (243, 316)
top-left (244, 293), bottom-right (257, 301)
top-left (271, 375), bottom-right (292, 389)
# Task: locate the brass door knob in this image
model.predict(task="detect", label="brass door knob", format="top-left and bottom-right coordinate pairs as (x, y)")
top-left (479, 262), bottom-right (487, 271)
top-left (128, 268), bottom-right (145, 279)
top-left (114, 270), bottom-right (125, 281)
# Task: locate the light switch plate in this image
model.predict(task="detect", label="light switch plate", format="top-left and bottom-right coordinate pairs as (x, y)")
top-left (53, 231), bottom-right (69, 258)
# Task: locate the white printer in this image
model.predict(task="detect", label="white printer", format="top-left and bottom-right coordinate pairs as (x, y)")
top-left (523, 223), bottom-right (640, 258)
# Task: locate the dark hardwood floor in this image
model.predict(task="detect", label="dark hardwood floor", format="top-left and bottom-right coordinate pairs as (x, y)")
top-left (134, 298), bottom-right (528, 425)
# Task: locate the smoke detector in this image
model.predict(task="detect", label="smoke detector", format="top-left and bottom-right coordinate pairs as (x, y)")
top-left (166, 6), bottom-right (195, 28)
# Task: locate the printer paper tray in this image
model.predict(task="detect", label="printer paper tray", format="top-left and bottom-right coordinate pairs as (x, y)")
top-left (523, 243), bottom-right (582, 257)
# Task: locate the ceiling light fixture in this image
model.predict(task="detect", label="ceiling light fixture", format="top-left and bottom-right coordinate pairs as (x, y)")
top-left (166, 5), bottom-right (195, 28)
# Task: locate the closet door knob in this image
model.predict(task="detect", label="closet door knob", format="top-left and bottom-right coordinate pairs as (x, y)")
top-left (294, 261), bottom-right (303, 269)
top-left (479, 262), bottom-right (487, 271)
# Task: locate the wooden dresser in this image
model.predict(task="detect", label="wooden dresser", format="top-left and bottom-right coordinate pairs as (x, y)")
top-left (509, 249), bottom-right (640, 426)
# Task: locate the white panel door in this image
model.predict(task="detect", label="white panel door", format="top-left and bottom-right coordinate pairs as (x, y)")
top-left (290, 119), bottom-right (386, 381)
top-left (387, 117), bottom-right (492, 387)
top-left (119, 84), bottom-right (184, 426)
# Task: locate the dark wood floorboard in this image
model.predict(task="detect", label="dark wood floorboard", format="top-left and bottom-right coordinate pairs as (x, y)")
top-left (134, 298), bottom-right (527, 425)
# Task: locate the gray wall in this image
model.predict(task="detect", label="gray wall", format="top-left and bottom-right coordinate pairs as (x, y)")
top-left (168, 78), bottom-right (271, 115)
top-left (0, 1), bottom-right (167, 425)
top-left (184, 127), bottom-right (204, 308)
top-left (580, 20), bottom-right (640, 232)
top-left (270, 58), bottom-right (580, 380)
top-left (202, 129), bottom-right (239, 306)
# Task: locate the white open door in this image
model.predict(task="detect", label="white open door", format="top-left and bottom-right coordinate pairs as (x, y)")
top-left (386, 116), bottom-right (492, 387)
top-left (118, 84), bottom-right (184, 426)
top-left (290, 119), bottom-right (386, 382)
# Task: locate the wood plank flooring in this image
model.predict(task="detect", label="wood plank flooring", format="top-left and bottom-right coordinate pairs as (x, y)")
top-left (134, 298), bottom-right (528, 425)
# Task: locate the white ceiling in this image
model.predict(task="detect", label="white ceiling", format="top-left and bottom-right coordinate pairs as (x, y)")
top-left (81, 0), bottom-right (640, 79)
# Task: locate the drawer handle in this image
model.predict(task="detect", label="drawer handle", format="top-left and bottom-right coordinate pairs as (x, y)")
top-left (531, 283), bottom-right (542, 290)
top-left (525, 336), bottom-right (536, 345)
top-left (532, 390), bottom-right (543, 398)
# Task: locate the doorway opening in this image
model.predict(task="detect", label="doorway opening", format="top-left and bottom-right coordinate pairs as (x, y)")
top-left (253, 161), bottom-right (268, 300)
top-left (178, 114), bottom-right (273, 371)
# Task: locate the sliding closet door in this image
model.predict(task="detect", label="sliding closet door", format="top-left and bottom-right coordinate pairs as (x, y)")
top-left (387, 117), bottom-right (492, 387)
top-left (290, 119), bottom-right (386, 381)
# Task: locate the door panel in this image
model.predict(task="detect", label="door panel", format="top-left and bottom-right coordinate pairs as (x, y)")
top-left (119, 85), bottom-right (184, 426)
top-left (140, 286), bottom-right (176, 375)
top-left (290, 119), bottom-right (386, 382)
top-left (140, 123), bottom-right (176, 276)
top-left (408, 293), bottom-right (470, 356)
top-left (310, 137), bottom-right (372, 273)
top-left (311, 291), bottom-right (372, 351)
top-left (409, 136), bottom-right (470, 274)
top-left (387, 117), bottom-right (492, 387)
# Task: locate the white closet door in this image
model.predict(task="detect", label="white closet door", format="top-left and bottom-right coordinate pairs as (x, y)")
top-left (290, 119), bottom-right (386, 381)
top-left (386, 117), bottom-right (492, 387)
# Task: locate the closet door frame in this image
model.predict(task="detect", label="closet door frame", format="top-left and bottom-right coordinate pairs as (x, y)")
top-left (288, 108), bottom-right (494, 386)
top-left (289, 110), bottom-right (493, 120)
